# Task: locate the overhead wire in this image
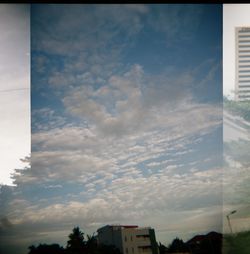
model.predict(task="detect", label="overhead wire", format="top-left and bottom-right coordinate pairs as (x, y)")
top-left (0, 87), bottom-right (29, 93)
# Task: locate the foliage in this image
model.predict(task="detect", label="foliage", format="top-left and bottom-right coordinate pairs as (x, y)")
top-left (158, 242), bottom-right (168, 254)
top-left (223, 231), bottom-right (250, 254)
top-left (66, 227), bottom-right (86, 254)
top-left (167, 237), bottom-right (188, 253)
top-left (28, 243), bottom-right (65, 254)
top-left (27, 227), bottom-right (121, 254)
top-left (224, 97), bottom-right (250, 122)
top-left (97, 244), bottom-right (121, 254)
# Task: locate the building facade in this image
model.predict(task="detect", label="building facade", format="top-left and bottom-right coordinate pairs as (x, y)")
top-left (235, 27), bottom-right (250, 101)
top-left (97, 225), bottom-right (159, 254)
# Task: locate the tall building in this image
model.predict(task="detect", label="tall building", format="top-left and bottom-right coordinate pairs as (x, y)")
top-left (97, 225), bottom-right (159, 254)
top-left (235, 27), bottom-right (250, 101)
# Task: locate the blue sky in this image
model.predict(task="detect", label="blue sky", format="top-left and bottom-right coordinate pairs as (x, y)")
top-left (1, 4), bottom-right (222, 254)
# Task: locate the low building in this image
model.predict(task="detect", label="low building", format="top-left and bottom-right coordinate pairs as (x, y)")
top-left (97, 225), bottom-right (159, 254)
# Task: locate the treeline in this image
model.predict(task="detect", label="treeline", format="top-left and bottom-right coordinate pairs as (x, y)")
top-left (27, 227), bottom-right (223, 254)
top-left (28, 227), bottom-right (121, 254)
top-left (158, 238), bottom-right (189, 253)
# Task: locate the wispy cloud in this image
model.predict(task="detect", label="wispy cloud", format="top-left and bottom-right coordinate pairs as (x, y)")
top-left (223, 110), bottom-right (250, 233)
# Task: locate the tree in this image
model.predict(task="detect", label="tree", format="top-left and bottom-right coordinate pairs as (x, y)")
top-left (27, 227), bottom-right (122, 254)
top-left (66, 227), bottom-right (86, 254)
top-left (97, 244), bottom-right (121, 254)
top-left (86, 234), bottom-right (98, 254)
top-left (158, 242), bottom-right (168, 254)
top-left (28, 243), bottom-right (65, 254)
top-left (168, 237), bottom-right (188, 253)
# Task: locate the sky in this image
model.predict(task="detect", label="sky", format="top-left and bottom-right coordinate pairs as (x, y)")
top-left (223, 4), bottom-right (250, 99)
top-left (223, 111), bottom-right (250, 234)
top-left (0, 4), bottom-right (222, 254)
top-left (0, 5), bottom-right (30, 186)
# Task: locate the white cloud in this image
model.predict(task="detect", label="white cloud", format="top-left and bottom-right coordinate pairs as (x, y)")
top-left (6, 85), bottom-right (222, 240)
top-left (62, 64), bottom-right (221, 140)
top-left (3, 163), bottom-right (222, 248)
top-left (223, 111), bottom-right (250, 233)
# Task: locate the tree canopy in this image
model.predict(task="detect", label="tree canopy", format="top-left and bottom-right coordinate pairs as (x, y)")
top-left (28, 227), bottom-right (121, 254)
top-left (66, 227), bottom-right (86, 254)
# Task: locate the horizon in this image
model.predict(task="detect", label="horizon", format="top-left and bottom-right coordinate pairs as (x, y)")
top-left (23, 223), bottom-right (224, 247)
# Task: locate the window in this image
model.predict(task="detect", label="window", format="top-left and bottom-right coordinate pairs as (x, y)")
top-left (239, 90), bottom-right (250, 93)
top-left (239, 61), bottom-right (250, 64)
top-left (131, 236), bottom-right (133, 241)
top-left (239, 50), bottom-right (250, 53)
top-left (239, 30), bottom-right (250, 33)
top-left (132, 247), bottom-right (134, 253)
top-left (125, 236), bottom-right (127, 242)
top-left (239, 40), bottom-right (250, 43)
top-left (239, 75), bottom-right (250, 78)
top-left (239, 69), bottom-right (249, 73)
top-left (239, 35), bottom-right (250, 38)
top-left (126, 247), bottom-right (128, 254)
top-left (239, 95), bottom-right (250, 98)
top-left (239, 85), bottom-right (250, 88)
top-left (239, 80), bottom-right (250, 83)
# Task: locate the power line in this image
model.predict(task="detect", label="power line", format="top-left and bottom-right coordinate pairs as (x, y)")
top-left (0, 87), bottom-right (29, 93)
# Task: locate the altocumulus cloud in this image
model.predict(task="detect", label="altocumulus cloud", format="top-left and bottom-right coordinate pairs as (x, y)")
top-left (1, 4), bottom-right (223, 254)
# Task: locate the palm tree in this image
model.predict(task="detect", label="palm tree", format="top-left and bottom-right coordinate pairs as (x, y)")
top-left (86, 234), bottom-right (98, 254)
top-left (66, 227), bottom-right (86, 254)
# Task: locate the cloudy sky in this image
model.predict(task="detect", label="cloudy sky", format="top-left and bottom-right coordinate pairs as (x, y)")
top-left (223, 4), bottom-right (250, 99)
top-left (1, 4), bottom-right (222, 254)
top-left (0, 5), bottom-right (30, 186)
top-left (223, 110), bottom-right (250, 234)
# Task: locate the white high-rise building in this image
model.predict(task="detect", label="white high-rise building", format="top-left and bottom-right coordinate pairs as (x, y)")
top-left (97, 225), bottom-right (159, 254)
top-left (235, 27), bottom-right (250, 101)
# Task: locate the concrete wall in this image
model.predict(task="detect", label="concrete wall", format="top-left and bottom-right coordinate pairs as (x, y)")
top-left (97, 225), bottom-right (159, 254)
top-left (97, 225), bottom-right (123, 253)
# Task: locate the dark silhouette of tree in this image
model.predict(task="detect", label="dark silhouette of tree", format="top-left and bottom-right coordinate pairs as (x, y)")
top-left (25, 227), bottom-right (123, 254)
top-left (86, 234), bottom-right (98, 254)
top-left (224, 230), bottom-right (250, 254)
top-left (168, 237), bottom-right (188, 253)
top-left (97, 244), bottom-right (121, 254)
top-left (158, 242), bottom-right (168, 254)
top-left (28, 243), bottom-right (65, 254)
top-left (66, 227), bottom-right (86, 254)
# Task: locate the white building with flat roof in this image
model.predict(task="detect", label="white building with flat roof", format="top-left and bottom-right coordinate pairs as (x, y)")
top-left (235, 27), bottom-right (250, 101)
top-left (97, 225), bottom-right (159, 254)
